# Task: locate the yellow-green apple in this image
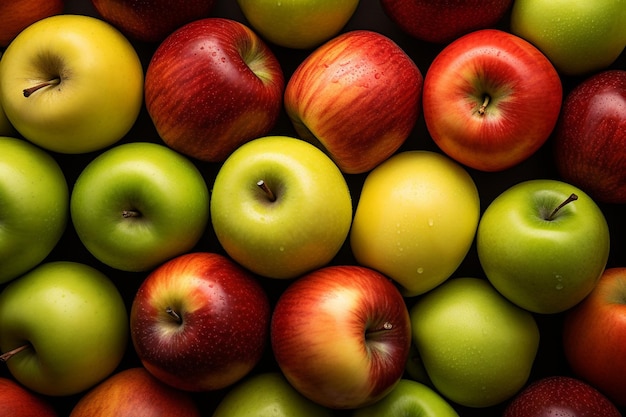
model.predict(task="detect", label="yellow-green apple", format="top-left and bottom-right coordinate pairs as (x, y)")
top-left (350, 151), bottom-right (480, 297)
top-left (145, 18), bottom-right (285, 163)
top-left (0, 377), bottom-right (58, 417)
top-left (236, 0), bottom-right (359, 49)
top-left (562, 267), bottom-right (626, 406)
top-left (511, 0), bottom-right (626, 75)
top-left (0, 137), bottom-right (68, 284)
top-left (212, 372), bottom-right (333, 417)
top-left (130, 252), bottom-right (271, 392)
top-left (422, 29), bottom-right (562, 172)
top-left (0, 53), bottom-right (17, 137)
top-left (70, 142), bottom-right (209, 272)
top-left (503, 376), bottom-right (622, 417)
top-left (270, 265), bottom-right (411, 409)
top-left (380, 0), bottom-right (513, 44)
top-left (0, 261), bottom-right (128, 396)
top-left (352, 379), bottom-right (459, 417)
top-left (477, 179), bottom-right (610, 314)
top-left (0, 14), bottom-right (144, 154)
top-left (91, 0), bottom-right (216, 43)
top-left (69, 367), bottom-right (201, 417)
top-left (0, 0), bottom-right (64, 47)
top-left (410, 277), bottom-right (540, 408)
top-left (284, 30), bottom-right (423, 174)
top-left (554, 70), bottom-right (626, 204)
top-left (210, 136), bottom-right (352, 280)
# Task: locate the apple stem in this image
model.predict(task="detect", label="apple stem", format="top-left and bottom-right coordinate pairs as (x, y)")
top-left (478, 94), bottom-right (491, 115)
top-left (547, 193), bottom-right (578, 220)
top-left (0, 344), bottom-right (30, 363)
top-left (122, 210), bottom-right (141, 218)
top-left (23, 78), bottom-right (61, 97)
top-left (257, 180), bottom-right (276, 202)
top-left (166, 307), bottom-right (182, 324)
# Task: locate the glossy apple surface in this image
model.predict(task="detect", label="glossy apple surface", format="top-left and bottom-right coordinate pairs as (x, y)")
top-left (69, 367), bottom-right (201, 417)
top-left (284, 30), bottom-right (423, 174)
top-left (477, 179), bottom-right (610, 314)
top-left (0, 0), bottom-right (64, 47)
top-left (0, 54), bottom-right (17, 136)
top-left (130, 252), bottom-right (271, 392)
top-left (554, 70), bottom-right (626, 204)
top-left (0, 137), bottom-right (68, 284)
top-left (0, 377), bottom-right (57, 417)
top-left (271, 265), bottom-right (411, 409)
top-left (423, 29), bottom-right (562, 171)
top-left (210, 136), bottom-right (352, 279)
top-left (0, 14), bottom-right (144, 154)
top-left (380, 0), bottom-right (513, 44)
top-left (350, 150), bottom-right (480, 296)
top-left (0, 262), bottom-right (128, 396)
top-left (145, 17), bottom-right (285, 162)
top-left (511, 0), bottom-right (626, 75)
top-left (410, 277), bottom-right (540, 408)
top-left (563, 267), bottom-right (626, 406)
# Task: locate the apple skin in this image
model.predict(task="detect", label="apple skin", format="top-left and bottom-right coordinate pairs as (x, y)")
top-left (410, 277), bottom-right (540, 408)
top-left (422, 29), bottom-right (562, 172)
top-left (130, 252), bottom-right (271, 392)
top-left (91, 0), bottom-right (216, 43)
top-left (511, 0), bottom-right (626, 76)
top-left (270, 265), bottom-right (412, 409)
top-left (236, 0), bottom-right (359, 49)
top-left (70, 142), bottom-right (210, 272)
top-left (562, 267), bottom-right (626, 406)
top-left (145, 18), bottom-right (285, 163)
top-left (213, 372), bottom-right (334, 417)
top-left (352, 379), bottom-right (459, 417)
top-left (0, 137), bottom-right (69, 284)
top-left (210, 135), bottom-right (353, 280)
top-left (553, 70), bottom-right (626, 204)
top-left (0, 14), bottom-right (144, 154)
top-left (350, 151), bottom-right (480, 297)
top-left (0, 377), bottom-right (58, 417)
top-left (284, 30), bottom-right (423, 174)
top-left (0, 261), bottom-right (129, 396)
top-left (0, 0), bottom-right (64, 47)
top-left (0, 53), bottom-right (18, 136)
top-left (69, 367), bottom-right (201, 417)
top-left (477, 179), bottom-right (610, 314)
top-left (503, 376), bottom-right (622, 417)
top-left (380, 0), bottom-right (513, 44)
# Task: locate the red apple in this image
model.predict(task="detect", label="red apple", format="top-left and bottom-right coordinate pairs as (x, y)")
top-left (284, 30), bottom-right (423, 174)
top-left (0, 377), bottom-right (57, 417)
top-left (380, 0), bottom-right (513, 44)
top-left (423, 29), bottom-right (562, 172)
top-left (503, 376), bottom-right (622, 417)
top-left (69, 368), bottom-right (201, 417)
top-left (553, 70), bottom-right (626, 204)
top-left (145, 18), bottom-right (285, 162)
top-left (130, 252), bottom-right (271, 392)
top-left (91, 0), bottom-right (216, 43)
top-left (270, 265), bottom-right (411, 409)
top-left (0, 0), bottom-right (64, 47)
top-left (563, 267), bottom-right (626, 406)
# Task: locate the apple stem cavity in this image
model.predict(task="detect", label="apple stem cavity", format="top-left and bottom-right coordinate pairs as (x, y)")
top-left (0, 344), bottom-right (31, 362)
top-left (257, 180), bottom-right (276, 202)
top-left (23, 78), bottom-right (61, 97)
top-left (547, 193), bottom-right (579, 220)
top-left (166, 306), bottom-right (182, 324)
top-left (122, 210), bottom-right (141, 218)
top-left (478, 94), bottom-right (491, 115)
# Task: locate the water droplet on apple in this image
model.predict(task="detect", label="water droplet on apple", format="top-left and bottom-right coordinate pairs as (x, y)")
top-left (417, 267), bottom-right (424, 274)
top-left (383, 322), bottom-right (393, 330)
top-left (556, 283), bottom-right (564, 290)
top-left (427, 218), bottom-right (434, 226)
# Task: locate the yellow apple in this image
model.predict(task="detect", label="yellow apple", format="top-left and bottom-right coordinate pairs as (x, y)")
top-left (350, 150), bottom-right (480, 296)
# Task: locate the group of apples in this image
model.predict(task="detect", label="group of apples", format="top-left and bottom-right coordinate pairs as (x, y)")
top-left (0, 0), bottom-right (625, 416)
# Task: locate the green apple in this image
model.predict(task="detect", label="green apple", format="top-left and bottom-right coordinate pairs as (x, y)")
top-left (350, 150), bottom-right (480, 296)
top-left (352, 379), bottom-right (459, 417)
top-left (213, 372), bottom-right (333, 417)
top-left (236, 0), bottom-right (360, 49)
top-left (210, 135), bottom-right (353, 279)
top-left (511, 0), bottom-right (626, 75)
top-left (410, 277), bottom-right (540, 408)
top-left (0, 136), bottom-right (68, 284)
top-left (477, 179), bottom-right (610, 314)
top-left (0, 14), bottom-right (144, 154)
top-left (0, 261), bottom-right (128, 396)
top-left (70, 142), bottom-right (210, 272)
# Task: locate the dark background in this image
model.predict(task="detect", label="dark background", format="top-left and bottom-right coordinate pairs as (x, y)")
top-left (2, 0), bottom-right (625, 415)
